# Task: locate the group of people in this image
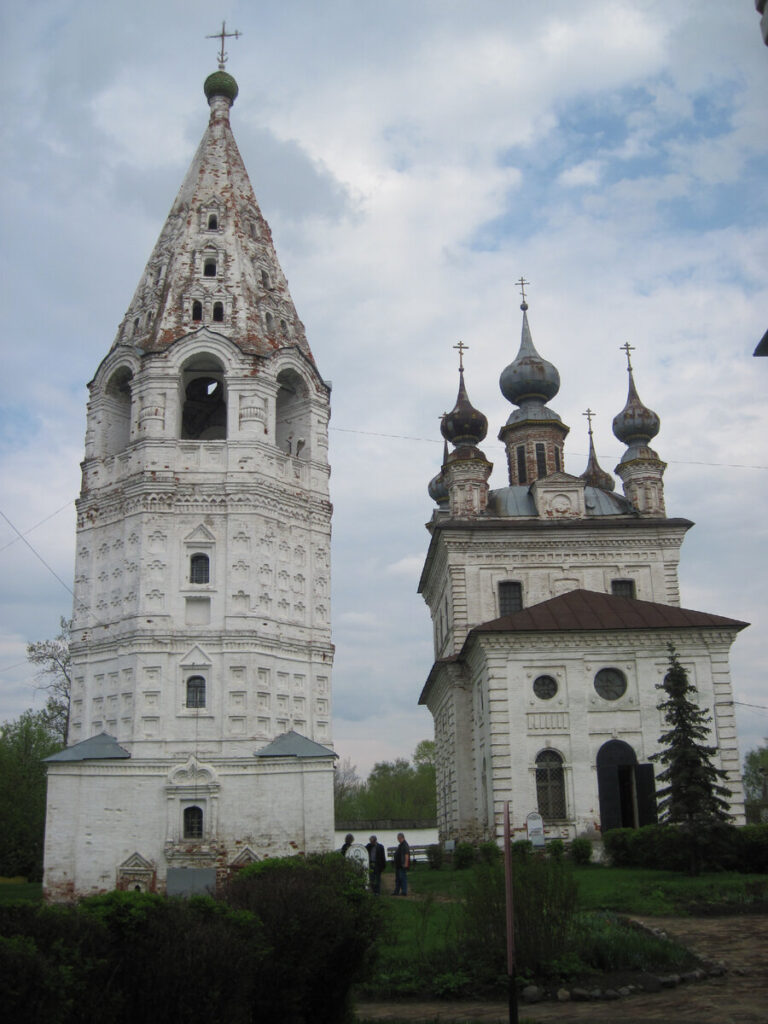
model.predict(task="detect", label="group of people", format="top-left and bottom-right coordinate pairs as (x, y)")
top-left (341, 832), bottom-right (410, 895)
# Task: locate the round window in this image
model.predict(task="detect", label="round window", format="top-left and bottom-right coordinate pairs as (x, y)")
top-left (594, 667), bottom-right (627, 701)
top-left (533, 675), bottom-right (558, 700)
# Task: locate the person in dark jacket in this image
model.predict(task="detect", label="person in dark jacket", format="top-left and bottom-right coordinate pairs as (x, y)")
top-left (341, 833), bottom-right (355, 856)
top-left (366, 835), bottom-right (386, 893)
top-left (392, 832), bottom-right (410, 895)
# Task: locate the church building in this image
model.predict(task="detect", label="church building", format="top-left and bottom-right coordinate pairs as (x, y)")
top-left (43, 59), bottom-right (336, 898)
top-left (419, 294), bottom-right (747, 844)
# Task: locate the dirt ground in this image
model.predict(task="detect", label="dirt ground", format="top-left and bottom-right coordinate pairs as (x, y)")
top-left (356, 914), bottom-right (768, 1024)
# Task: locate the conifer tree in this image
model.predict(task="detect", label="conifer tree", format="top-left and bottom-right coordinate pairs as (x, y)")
top-left (651, 645), bottom-right (732, 872)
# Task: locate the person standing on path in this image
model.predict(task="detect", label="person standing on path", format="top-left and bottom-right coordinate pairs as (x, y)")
top-left (366, 835), bottom-right (386, 893)
top-left (392, 832), bottom-right (410, 896)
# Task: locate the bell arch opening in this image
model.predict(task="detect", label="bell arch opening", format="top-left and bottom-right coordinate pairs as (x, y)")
top-left (103, 366), bottom-right (134, 455)
top-left (181, 355), bottom-right (227, 440)
top-left (275, 368), bottom-right (311, 458)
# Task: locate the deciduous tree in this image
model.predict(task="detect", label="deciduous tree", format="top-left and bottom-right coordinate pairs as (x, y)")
top-left (0, 710), bottom-right (62, 878)
top-left (743, 741), bottom-right (768, 803)
top-left (26, 617), bottom-right (72, 746)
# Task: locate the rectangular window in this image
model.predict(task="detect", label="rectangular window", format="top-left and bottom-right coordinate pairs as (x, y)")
top-left (498, 581), bottom-right (523, 615)
top-left (516, 445), bottom-right (527, 484)
top-left (535, 443), bottom-right (547, 478)
top-left (554, 447), bottom-right (561, 473)
top-left (611, 579), bottom-right (636, 599)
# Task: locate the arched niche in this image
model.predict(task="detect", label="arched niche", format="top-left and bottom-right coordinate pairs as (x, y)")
top-left (181, 354), bottom-right (227, 440)
top-left (275, 367), bottom-right (311, 458)
top-left (103, 366), bottom-right (134, 456)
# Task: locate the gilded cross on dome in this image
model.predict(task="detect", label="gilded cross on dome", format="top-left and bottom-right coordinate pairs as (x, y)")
top-left (453, 340), bottom-right (468, 372)
top-left (620, 341), bottom-right (635, 372)
top-left (206, 21), bottom-right (242, 69)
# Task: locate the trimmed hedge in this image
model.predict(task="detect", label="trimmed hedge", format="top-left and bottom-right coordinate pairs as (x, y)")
top-left (0, 854), bottom-right (382, 1024)
top-left (602, 823), bottom-right (768, 874)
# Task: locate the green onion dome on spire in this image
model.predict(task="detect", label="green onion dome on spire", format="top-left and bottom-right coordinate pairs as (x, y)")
top-left (204, 70), bottom-right (239, 103)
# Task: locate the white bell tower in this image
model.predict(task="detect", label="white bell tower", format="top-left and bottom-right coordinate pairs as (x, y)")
top-left (44, 59), bottom-right (336, 899)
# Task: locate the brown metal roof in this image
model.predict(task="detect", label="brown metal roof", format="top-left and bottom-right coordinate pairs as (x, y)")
top-left (472, 589), bottom-right (749, 635)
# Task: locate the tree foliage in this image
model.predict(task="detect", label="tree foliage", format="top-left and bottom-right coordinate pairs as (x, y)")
top-left (650, 645), bottom-right (732, 826)
top-left (0, 710), bottom-right (63, 879)
top-left (743, 741), bottom-right (768, 803)
top-left (334, 743), bottom-right (436, 820)
top-left (26, 617), bottom-right (72, 746)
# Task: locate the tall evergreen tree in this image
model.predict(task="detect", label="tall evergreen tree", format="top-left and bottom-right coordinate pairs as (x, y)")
top-left (651, 645), bottom-right (732, 872)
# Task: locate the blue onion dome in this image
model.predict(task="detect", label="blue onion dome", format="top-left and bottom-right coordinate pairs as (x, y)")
top-left (428, 442), bottom-right (450, 505)
top-left (580, 420), bottom-right (615, 492)
top-left (441, 369), bottom-right (488, 447)
top-left (612, 368), bottom-right (660, 446)
top-left (204, 70), bottom-right (239, 103)
top-left (500, 302), bottom-right (560, 407)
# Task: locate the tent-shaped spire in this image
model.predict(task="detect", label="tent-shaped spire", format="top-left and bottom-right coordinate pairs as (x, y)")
top-left (111, 71), bottom-right (313, 364)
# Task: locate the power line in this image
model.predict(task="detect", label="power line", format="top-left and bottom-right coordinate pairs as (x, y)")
top-left (0, 500), bottom-right (75, 554)
top-left (0, 506), bottom-right (74, 599)
top-left (328, 427), bottom-right (767, 470)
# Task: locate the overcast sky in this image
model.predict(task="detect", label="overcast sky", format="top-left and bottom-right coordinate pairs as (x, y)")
top-left (1, 1), bottom-right (766, 777)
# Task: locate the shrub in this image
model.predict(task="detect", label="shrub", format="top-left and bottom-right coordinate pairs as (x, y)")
top-left (511, 839), bottom-right (533, 860)
top-left (737, 824), bottom-right (768, 874)
top-left (453, 842), bottom-right (476, 870)
top-left (572, 912), bottom-right (694, 973)
top-left (478, 840), bottom-right (501, 864)
top-left (547, 839), bottom-right (565, 861)
top-left (569, 837), bottom-right (592, 865)
top-left (426, 843), bottom-right (443, 870)
top-left (224, 853), bottom-right (381, 1024)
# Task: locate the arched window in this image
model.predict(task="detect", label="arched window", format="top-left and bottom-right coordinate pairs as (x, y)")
top-left (186, 676), bottom-right (206, 708)
top-left (208, 213), bottom-right (218, 230)
top-left (183, 805), bottom-right (203, 839)
top-left (190, 553), bottom-right (210, 584)
top-left (535, 750), bottom-right (566, 820)
top-left (265, 311), bottom-right (273, 331)
top-left (212, 301), bottom-right (224, 322)
top-left (192, 300), bottom-right (203, 322)
top-left (204, 257), bottom-right (217, 277)
top-left (261, 269), bottom-right (270, 287)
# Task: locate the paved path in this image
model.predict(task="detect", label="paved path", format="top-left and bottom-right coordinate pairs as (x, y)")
top-left (356, 914), bottom-right (768, 1023)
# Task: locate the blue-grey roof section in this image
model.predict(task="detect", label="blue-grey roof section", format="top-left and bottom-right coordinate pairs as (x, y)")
top-left (489, 485), bottom-right (633, 517)
top-left (255, 729), bottom-right (337, 759)
top-left (488, 486), bottom-right (537, 516)
top-left (44, 732), bottom-right (131, 762)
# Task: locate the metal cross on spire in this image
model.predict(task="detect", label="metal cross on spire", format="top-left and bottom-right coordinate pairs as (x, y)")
top-left (516, 276), bottom-right (530, 309)
top-left (453, 340), bottom-right (468, 372)
top-left (620, 341), bottom-right (635, 372)
top-left (582, 407), bottom-right (595, 435)
top-left (207, 21), bottom-right (242, 70)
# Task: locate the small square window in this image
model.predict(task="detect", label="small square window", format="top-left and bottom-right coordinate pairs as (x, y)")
top-left (499, 581), bottom-right (522, 615)
top-left (611, 579), bottom-right (636, 599)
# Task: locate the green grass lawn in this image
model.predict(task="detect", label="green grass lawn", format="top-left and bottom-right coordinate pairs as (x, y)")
top-left (0, 879), bottom-right (43, 902)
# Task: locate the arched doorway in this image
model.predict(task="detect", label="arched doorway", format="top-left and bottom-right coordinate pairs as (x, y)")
top-left (596, 740), bottom-right (657, 831)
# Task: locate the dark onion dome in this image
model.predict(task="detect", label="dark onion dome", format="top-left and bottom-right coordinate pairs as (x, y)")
top-left (612, 368), bottom-right (660, 446)
top-left (428, 441), bottom-right (449, 505)
top-left (580, 426), bottom-right (615, 492)
top-left (500, 304), bottom-right (560, 406)
top-left (204, 70), bottom-right (239, 103)
top-left (441, 369), bottom-right (488, 447)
